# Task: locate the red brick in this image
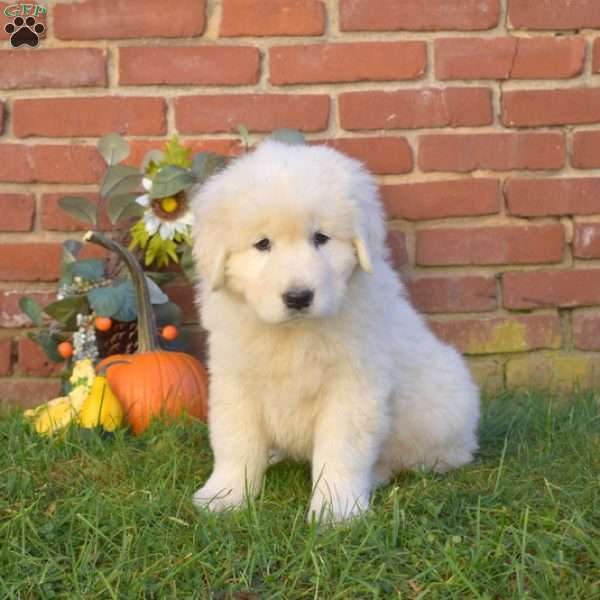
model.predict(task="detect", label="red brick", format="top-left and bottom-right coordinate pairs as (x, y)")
top-left (382, 179), bottom-right (500, 221)
top-left (574, 224), bottom-right (600, 259)
top-left (318, 138), bottom-right (413, 175)
top-left (0, 379), bottom-right (62, 409)
top-left (54, 0), bottom-right (206, 40)
top-left (506, 178), bottom-right (600, 216)
top-left (0, 49), bottom-right (107, 89)
top-left (340, 88), bottom-right (492, 131)
top-left (572, 131), bottom-right (600, 168)
top-left (0, 339), bottom-right (11, 377)
top-left (220, 0), bottom-right (325, 37)
top-left (429, 314), bottom-right (561, 355)
top-left (512, 37), bottom-right (585, 78)
top-left (386, 230), bottom-right (409, 269)
top-left (573, 311), bottom-right (600, 350)
top-left (0, 194), bottom-right (35, 232)
top-left (16, 337), bottom-right (63, 377)
top-left (13, 97), bottom-right (166, 138)
top-left (0, 244), bottom-right (62, 282)
top-left (340, 0), bottom-right (499, 31)
top-left (0, 144), bottom-right (105, 184)
top-left (503, 89), bottom-right (600, 127)
top-left (594, 39), bottom-right (600, 72)
top-left (175, 94), bottom-right (330, 134)
top-left (270, 42), bottom-right (425, 85)
top-left (124, 139), bottom-right (242, 168)
top-left (120, 46), bottom-right (260, 86)
top-left (503, 270), bottom-right (600, 309)
top-left (416, 224), bottom-right (564, 266)
top-left (41, 193), bottom-right (123, 232)
top-left (435, 37), bottom-right (585, 80)
top-left (509, 0), bottom-right (600, 30)
top-left (0, 290), bottom-right (56, 328)
top-left (407, 276), bottom-right (497, 314)
top-left (418, 133), bottom-right (565, 172)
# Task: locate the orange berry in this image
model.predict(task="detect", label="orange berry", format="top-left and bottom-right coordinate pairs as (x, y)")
top-left (161, 325), bottom-right (179, 341)
top-left (57, 341), bottom-right (73, 359)
top-left (94, 316), bottom-right (113, 332)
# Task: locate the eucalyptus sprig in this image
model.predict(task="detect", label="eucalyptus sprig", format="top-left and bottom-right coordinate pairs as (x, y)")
top-left (58, 134), bottom-right (145, 229)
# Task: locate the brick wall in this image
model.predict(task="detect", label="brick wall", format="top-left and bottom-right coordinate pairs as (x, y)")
top-left (2, 0), bottom-right (600, 404)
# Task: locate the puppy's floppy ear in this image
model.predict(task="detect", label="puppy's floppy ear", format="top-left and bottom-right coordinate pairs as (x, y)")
top-left (206, 247), bottom-right (226, 291)
top-left (348, 165), bottom-right (386, 274)
top-left (190, 184), bottom-right (229, 292)
top-left (353, 231), bottom-right (373, 273)
top-left (193, 230), bottom-right (227, 292)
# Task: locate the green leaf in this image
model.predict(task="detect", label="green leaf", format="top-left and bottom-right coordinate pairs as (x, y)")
top-left (145, 271), bottom-right (178, 286)
top-left (58, 196), bottom-right (97, 226)
top-left (88, 280), bottom-right (138, 321)
top-left (267, 128), bottom-right (306, 146)
top-left (129, 219), bottom-right (151, 252)
top-left (44, 296), bottom-right (87, 329)
top-left (112, 280), bottom-right (137, 322)
top-left (236, 123), bottom-right (250, 150)
top-left (28, 331), bottom-right (64, 363)
top-left (87, 285), bottom-right (123, 319)
top-left (154, 301), bottom-right (183, 327)
top-left (162, 136), bottom-right (193, 168)
top-left (60, 240), bottom-right (85, 287)
top-left (97, 133), bottom-right (130, 166)
top-left (19, 297), bottom-right (44, 327)
top-left (63, 240), bottom-right (83, 263)
top-left (107, 194), bottom-right (144, 224)
top-left (100, 165), bottom-right (142, 200)
top-left (149, 166), bottom-right (195, 199)
top-left (145, 275), bottom-right (168, 304)
top-left (70, 259), bottom-right (105, 281)
top-left (191, 152), bottom-right (226, 183)
top-left (144, 235), bottom-right (179, 268)
top-left (180, 245), bottom-right (198, 284)
top-left (141, 149), bottom-right (165, 174)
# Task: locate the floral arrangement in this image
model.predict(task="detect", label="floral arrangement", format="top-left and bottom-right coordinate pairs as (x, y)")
top-left (20, 133), bottom-right (227, 379)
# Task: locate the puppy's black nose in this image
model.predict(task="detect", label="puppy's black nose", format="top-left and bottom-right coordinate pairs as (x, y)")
top-left (283, 288), bottom-right (314, 310)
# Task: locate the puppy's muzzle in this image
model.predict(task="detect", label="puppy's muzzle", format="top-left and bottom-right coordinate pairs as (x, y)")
top-left (282, 288), bottom-right (314, 311)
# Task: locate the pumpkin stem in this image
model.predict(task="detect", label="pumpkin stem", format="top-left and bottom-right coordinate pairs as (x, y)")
top-left (83, 231), bottom-right (158, 353)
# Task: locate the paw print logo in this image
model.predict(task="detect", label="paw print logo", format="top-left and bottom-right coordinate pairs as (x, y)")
top-left (5, 15), bottom-right (45, 47)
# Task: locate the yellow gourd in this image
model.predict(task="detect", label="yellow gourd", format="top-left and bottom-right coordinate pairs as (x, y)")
top-left (78, 374), bottom-right (123, 431)
top-left (24, 395), bottom-right (79, 436)
top-left (24, 359), bottom-right (96, 436)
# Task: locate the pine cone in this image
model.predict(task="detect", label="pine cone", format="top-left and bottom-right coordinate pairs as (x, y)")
top-left (96, 319), bottom-right (138, 358)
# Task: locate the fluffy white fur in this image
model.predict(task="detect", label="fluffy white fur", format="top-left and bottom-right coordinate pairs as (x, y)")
top-left (190, 140), bottom-right (480, 523)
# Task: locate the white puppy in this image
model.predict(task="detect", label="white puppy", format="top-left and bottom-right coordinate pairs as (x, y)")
top-left (191, 140), bottom-right (479, 523)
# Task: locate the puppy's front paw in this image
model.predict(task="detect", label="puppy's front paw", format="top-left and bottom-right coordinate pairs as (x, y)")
top-left (308, 486), bottom-right (370, 524)
top-left (192, 476), bottom-right (246, 512)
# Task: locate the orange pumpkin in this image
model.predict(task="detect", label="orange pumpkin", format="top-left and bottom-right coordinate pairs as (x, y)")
top-left (85, 231), bottom-right (208, 435)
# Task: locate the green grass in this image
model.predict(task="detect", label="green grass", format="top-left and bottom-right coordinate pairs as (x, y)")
top-left (1, 392), bottom-right (599, 599)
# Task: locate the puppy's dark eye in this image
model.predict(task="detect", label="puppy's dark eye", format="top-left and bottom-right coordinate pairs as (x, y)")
top-left (254, 238), bottom-right (271, 252)
top-left (313, 232), bottom-right (330, 247)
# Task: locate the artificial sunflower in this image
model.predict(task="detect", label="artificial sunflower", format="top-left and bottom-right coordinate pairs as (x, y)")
top-left (129, 137), bottom-right (195, 268)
